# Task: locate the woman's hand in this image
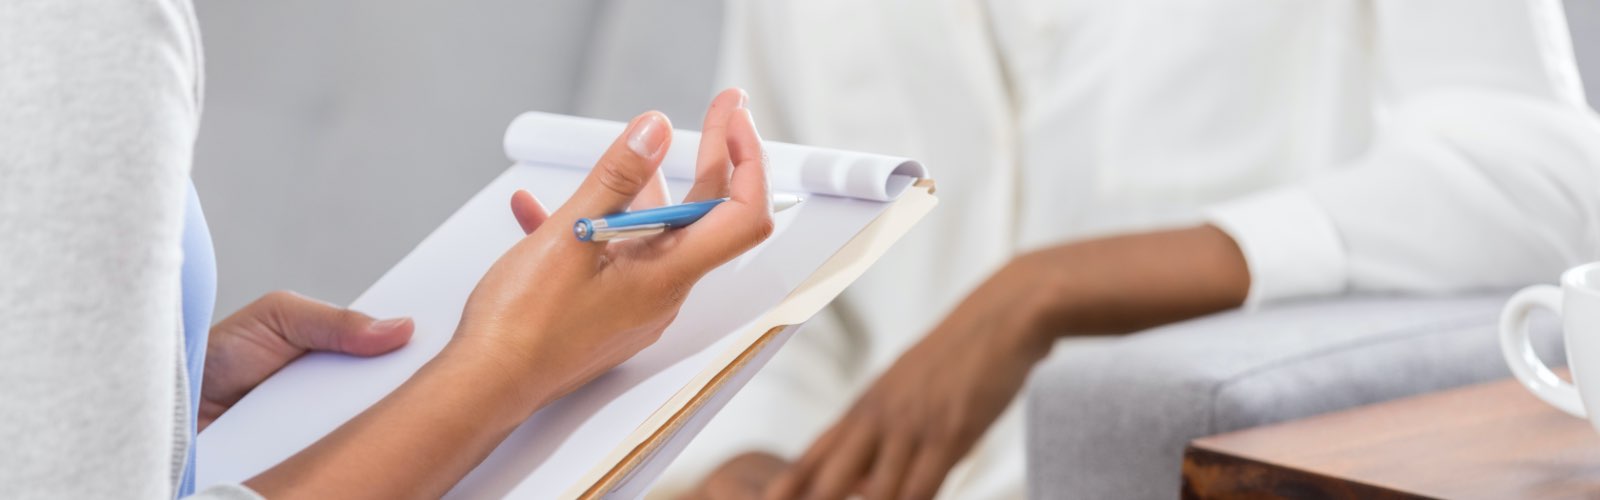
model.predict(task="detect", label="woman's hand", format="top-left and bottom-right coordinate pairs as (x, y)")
top-left (450, 88), bottom-right (773, 413)
top-left (760, 226), bottom-right (1250, 499)
top-left (200, 291), bottom-right (413, 431)
top-left (245, 90), bottom-right (776, 499)
top-left (683, 451), bottom-right (792, 500)
top-left (763, 257), bottom-right (1054, 500)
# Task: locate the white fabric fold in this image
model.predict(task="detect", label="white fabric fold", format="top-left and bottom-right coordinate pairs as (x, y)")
top-left (1207, 187), bottom-right (1348, 308)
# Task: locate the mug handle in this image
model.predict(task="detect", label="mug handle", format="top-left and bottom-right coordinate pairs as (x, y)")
top-left (1500, 285), bottom-right (1586, 418)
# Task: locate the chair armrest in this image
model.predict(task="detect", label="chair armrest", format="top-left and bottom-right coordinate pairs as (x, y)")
top-left (1025, 292), bottom-right (1562, 499)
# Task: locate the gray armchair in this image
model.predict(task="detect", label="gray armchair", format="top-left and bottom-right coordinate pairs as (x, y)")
top-left (1025, 293), bottom-right (1564, 498)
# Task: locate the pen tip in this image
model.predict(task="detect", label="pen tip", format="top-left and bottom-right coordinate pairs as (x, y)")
top-left (773, 194), bottom-right (804, 213)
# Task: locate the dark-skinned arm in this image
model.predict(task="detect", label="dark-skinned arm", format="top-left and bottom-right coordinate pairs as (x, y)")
top-left (757, 225), bottom-right (1249, 500)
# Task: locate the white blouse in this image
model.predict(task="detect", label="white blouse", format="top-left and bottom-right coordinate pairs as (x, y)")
top-left (696, 1), bottom-right (1600, 497)
top-left (721, 0), bottom-right (1600, 357)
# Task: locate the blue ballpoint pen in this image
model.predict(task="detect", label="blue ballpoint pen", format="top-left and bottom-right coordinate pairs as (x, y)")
top-left (573, 194), bottom-right (805, 242)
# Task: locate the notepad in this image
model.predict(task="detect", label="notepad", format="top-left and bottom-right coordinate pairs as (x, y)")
top-left (196, 112), bottom-right (937, 498)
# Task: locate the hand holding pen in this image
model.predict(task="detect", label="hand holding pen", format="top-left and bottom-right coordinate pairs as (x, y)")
top-left (243, 89), bottom-right (774, 498)
top-left (467, 88), bottom-right (772, 401)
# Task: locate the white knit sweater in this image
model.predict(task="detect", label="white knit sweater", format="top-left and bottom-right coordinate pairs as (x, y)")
top-left (0, 1), bottom-right (254, 497)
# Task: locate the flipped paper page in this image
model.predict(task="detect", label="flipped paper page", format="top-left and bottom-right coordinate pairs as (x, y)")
top-left (197, 113), bottom-right (927, 498)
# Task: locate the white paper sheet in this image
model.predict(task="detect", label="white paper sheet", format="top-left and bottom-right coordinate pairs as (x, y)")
top-left (198, 114), bottom-right (922, 498)
top-left (504, 112), bottom-right (927, 201)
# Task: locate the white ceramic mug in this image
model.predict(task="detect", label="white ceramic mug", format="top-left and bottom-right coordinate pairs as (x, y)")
top-left (1500, 262), bottom-right (1600, 424)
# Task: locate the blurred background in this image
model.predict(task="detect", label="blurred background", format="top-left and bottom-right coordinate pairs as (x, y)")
top-left (194, 0), bottom-right (1599, 315)
top-left (193, 0), bottom-right (721, 313)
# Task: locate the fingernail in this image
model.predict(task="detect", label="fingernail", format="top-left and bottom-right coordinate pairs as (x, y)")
top-left (371, 317), bottom-right (411, 332)
top-left (627, 113), bottom-right (668, 158)
top-left (736, 89), bottom-right (749, 109)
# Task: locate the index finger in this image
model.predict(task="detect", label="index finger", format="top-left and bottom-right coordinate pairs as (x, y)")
top-left (683, 88), bottom-right (747, 202)
top-left (899, 446), bottom-right (961, 500)
top-left (660, 107), bottom-right (773, 273)
top-left (553, 111), bottom-right (673, 220)
top-left (807, 425), bottom-right (880, 500)
top-left (765, 423), bottom-right (847, 500)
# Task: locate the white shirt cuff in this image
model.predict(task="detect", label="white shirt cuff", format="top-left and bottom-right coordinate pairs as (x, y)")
top-left (1205, 187), bottom-right (1347, 308)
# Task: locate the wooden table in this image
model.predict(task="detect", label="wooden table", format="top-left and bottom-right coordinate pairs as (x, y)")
top-left (1182, 374), bottom-right (1600, 499)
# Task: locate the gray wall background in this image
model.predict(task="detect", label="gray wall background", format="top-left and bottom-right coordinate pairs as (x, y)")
top-left (194, 0), bottom-right (722, 314)
top-left (195, 1), bottom-right (1600, 316)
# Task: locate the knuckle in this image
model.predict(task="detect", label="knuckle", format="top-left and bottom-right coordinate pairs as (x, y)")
top-left (595, 157), bottom-right (649, 195)
top-left (694, 171), bottom-right (730, 193)
top-left (696, 161), bottom-right (730, 181)
top-left (334, 307), bottom-right (365, 327)
top-left (260, 290), bottom-right (297, 306)
top-left (939, 415), bottom-right (969, 442)
top-left (749, 211), bottom-right (777, 241)
top-left (255, 290), bottom-right (301, 332)
top-left (920, 415), bottom-right (961, 443)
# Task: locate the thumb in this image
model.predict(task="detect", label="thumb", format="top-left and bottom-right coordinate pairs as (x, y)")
top-left (263, 291), bottom-right (413, 357)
